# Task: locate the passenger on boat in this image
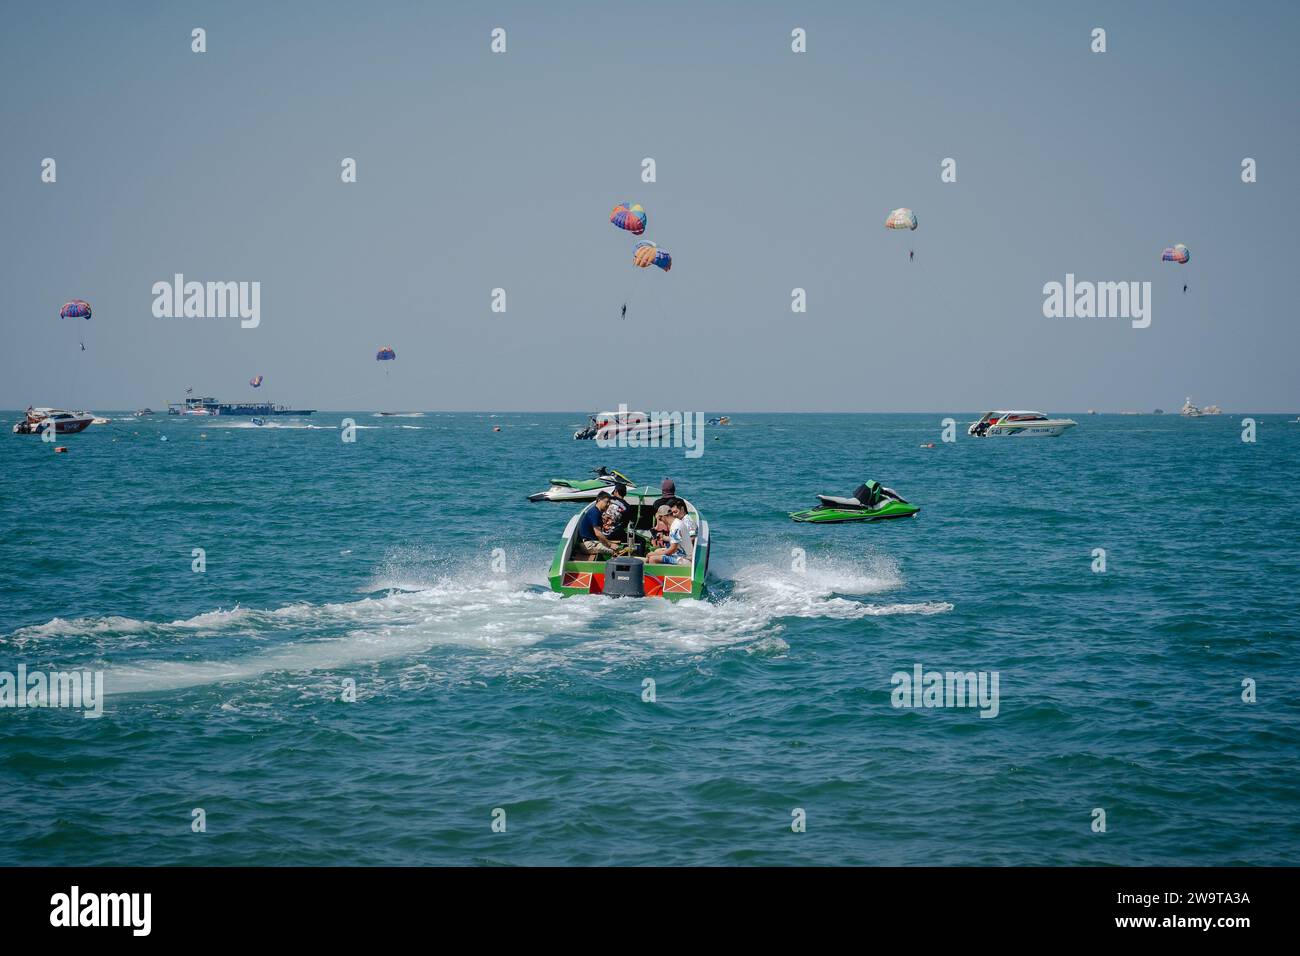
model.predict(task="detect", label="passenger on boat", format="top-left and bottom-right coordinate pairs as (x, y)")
top-left (604, 483), bottom-right (631, 538)
top-left (574, 492), bottom-right (621, 559)
top-left (651, 478), bottom-right (676, 511)
top-left (652, 504), bottom-right (673, 546)
top-left (649, 499), bottom-right (695, 566)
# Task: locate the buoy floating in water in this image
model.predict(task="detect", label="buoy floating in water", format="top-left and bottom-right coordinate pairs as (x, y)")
top-left (920, 442), bottom-right (935, 448)
top-left (160, 436), bottom-right (169, 442)
top-left (54, 446), bottom-right (68, 453)
top-left (493, 426), bottom-right (501, 432)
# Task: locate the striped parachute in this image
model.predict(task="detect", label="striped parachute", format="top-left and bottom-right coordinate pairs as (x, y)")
top-left (60, 299), bottom-right (92, 320)
top-left (376, 347), bottom-right (396, 361)
top-left (610, 202), bottom-right (647, 236)
top-left (633, 240), bottom-right (671, 272)
top-left (885, 208), bottom-right (918, 231)
top-left (250, 375), bottom-right (264, 388)
top-left (1162, 243), bottom-right (1190, 264)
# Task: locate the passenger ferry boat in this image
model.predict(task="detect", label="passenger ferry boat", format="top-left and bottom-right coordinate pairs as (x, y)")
top-left (167, 396), bottom-right (316, 416)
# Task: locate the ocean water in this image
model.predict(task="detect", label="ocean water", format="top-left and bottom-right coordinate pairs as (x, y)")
top-left (1, 411), bottom-right (1298, 866)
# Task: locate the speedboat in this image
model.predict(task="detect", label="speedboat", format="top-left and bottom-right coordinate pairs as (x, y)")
top-left (528, 467), bottom-right (642, 502)
top-left (11, 407), bottom-right (95, 435)
top-left (250, 417), bottom-right (266, 427)
top-left (706, 416), bottom-right (731, 426)
top-left (548, 491), bottom-right (709, 601)
top-left (133, 408), bottom-right (154, 417)
top-left (968, 410), bottom-right (1077, 437)
top-left (574, 410), bottom-right (675, 442)
top-left (789, 481), bottom-right (919, 523)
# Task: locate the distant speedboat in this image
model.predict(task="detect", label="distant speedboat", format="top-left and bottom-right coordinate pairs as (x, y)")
top-left (12, 407), bottom-right (95, 435)
top-left (574, 410), bottom-right (675, 442)
top-left (250, 417), bottom-right (266, 427)
top-left (133, 408), bottom-right (154, 417)
top-left (968, 410), bottom-right (1077, 437)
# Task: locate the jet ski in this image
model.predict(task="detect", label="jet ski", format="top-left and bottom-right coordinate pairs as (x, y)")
top-left (789, 480), bottom-right (919, 523)
top-left (528, 467), bottom-right (638, 503)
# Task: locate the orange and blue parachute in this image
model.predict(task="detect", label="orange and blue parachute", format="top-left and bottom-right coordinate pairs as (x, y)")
top-left (249, 375), bottom-right (264, 388)
top-left (633, 240), bottom-right (671, 271)
top-left (1162, 243), bottom-right (1190, 264)
top-left (885, 208), bottom-right (918, 231)
top-left (60, 299), bottom-right (92, 320)
top-left (376, 347), bottom-right (396, 361)
top-left (610, 202), bottom-right (647, 236)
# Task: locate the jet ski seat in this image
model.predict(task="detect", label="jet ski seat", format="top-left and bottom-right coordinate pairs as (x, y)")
top-left (817, 495), bottom-right (868, 509)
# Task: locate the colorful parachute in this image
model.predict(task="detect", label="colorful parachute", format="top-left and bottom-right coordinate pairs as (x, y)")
top-left (1162, 243), bottom-right (1190, 264)
top-left (633, 240), bottom-right (672, 272)
top-left (610, 202), bottom-right (647, 236)
top-left (376, 347), bottom-right (396, 361)
top-left (249, 375), bottom-right (264, 388)
top-left (885, 208), bottom-right (918, 231)
top-left (60, 299), bottom-right (92, 320)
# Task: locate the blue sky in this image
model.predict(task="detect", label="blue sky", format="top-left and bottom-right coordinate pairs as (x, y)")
top-left (2, 1), bottom-right (1297, 411)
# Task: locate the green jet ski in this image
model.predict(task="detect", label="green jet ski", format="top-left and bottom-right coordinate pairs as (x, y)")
top-left (528, 467), bottom-right (641, 502)
top-left (789, 480), bottom-right (919, 523)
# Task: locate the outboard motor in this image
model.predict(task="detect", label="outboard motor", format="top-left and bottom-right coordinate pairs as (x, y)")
top-left (603, 556), bottom-right (645, 598)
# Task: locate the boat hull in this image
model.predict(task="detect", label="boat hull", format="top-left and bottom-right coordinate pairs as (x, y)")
top-left (547, 497), bottom-right (708, 601)
top-left (789, 502), bottom-right (919, 523)
top-left (981, 421), bottom-right (1075, 437)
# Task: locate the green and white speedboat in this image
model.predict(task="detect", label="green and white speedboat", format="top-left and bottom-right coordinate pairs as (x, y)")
top-left (789, 481), bottom-right (919, 523)
top-left (548, 491), bottom-right (709, 601)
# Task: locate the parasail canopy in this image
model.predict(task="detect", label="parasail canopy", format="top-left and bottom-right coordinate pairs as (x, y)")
top-left (376, 347), bottom-right (397, 361)
top-left (249, 375), bottom-right (264, 388)
top-left (1161, 243), bottom-right (1190, 264)
top-left (60, 299), bottom-right (92, 320)
top-left (633, 240), bottom-right (672, 272)
top-left (885, 208), bottom-right (918, 231)
top-left (610, 202), bottom-right (647, 236)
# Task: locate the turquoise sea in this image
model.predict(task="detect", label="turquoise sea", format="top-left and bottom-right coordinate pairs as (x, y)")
top-left (1, 412), bottom-right (1298, 866)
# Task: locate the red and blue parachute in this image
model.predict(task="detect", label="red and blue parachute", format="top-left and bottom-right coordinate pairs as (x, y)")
top-left (249, 374), bottom-right (264, 388)
top-left (633, 240), bottom-right (671, 272)
top-left (1161, 243), bottom-right (1190, 264)
top-left (376, 347), bottom-right (396, 361)
top-left (610, 202), bottom-right (647, 236)
top-left (60, 299), bottom-right (92, 320)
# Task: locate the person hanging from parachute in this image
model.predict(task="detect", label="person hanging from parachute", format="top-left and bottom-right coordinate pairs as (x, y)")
top-left (610, 202), bottom-right (650, 318)
top-left (60, 299), bottom-right (92, 350)
top-left (1162, 243), bottom-right (1190, 295)
top-left (886, 208), bottom-right (918, 263)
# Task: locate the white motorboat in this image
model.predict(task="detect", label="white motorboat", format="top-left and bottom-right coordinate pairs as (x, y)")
top-left (12, 407), bottom-right (96, 435)
top-left (574, 410), bottom-right (676, 442)
top-left (968, 410), bottom-right (1077, 438)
